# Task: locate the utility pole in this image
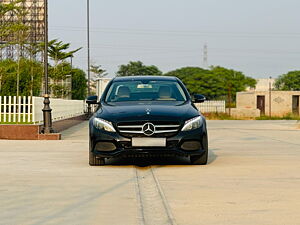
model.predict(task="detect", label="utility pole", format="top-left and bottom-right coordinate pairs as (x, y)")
top-left (203, 43), bottom-right (208, 68)
top-left (269, 76), bottom-right (272, 117)
top-left (87, 0), bottom-right (91, 115)
top-left (42, 0), bottom-right (53, 134)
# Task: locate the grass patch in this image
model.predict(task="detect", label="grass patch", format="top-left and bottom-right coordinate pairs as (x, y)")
top-left (256, 113), bottom-right (300, 120)
top-left (0, 114), bottom-right (33, 125)
top-left (203, 113), bottom-right (239, 120)
top-left (203, 112), bottom-right (300, 121)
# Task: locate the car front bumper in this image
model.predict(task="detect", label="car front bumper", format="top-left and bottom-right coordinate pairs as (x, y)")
top-left (90, 126), bottom-right (207, 158)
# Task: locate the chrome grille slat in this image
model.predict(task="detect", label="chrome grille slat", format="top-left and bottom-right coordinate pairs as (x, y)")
top-left (154, 130), bottom-right (178, 134)
top-left (119, 130), bottom-right (144, 134)
top-left (118, 125), bottom-right (143, 128)
top-left (155, 125), bottom-right (180, 128)
top-left (117, 122), bottom-right (180, 137)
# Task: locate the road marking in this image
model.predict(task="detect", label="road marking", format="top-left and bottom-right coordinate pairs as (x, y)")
top-left (134, 166), bottom-right (177, 225)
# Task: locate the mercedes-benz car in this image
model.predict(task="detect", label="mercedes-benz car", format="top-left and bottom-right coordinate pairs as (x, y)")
top-left (88, 76), bottom-right (208, 166)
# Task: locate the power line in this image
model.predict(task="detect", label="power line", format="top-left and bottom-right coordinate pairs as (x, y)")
top-left (48, 26), bottom-right (300, 39)
top-left (203, 44), bottom-right (208, 68)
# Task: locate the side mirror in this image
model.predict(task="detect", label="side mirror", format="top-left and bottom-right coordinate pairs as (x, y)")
top-left (86, 95), bottom-right (98, 104)
top-left (193, 94), bottom-right (206, 103)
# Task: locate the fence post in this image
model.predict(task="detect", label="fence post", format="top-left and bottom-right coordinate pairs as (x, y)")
top-left (0, 96), bottom-right (1, 123)
top-left (27, 97), bottom-right (31, 123)
top-left (4, 96), bottom-right (6, 123)
top-left (23, 96), bottom-right (26, 123)
top-left (32, 97), bottom-right (35, 124)
top-left (8, 96), bottom-right (11, 123)
top-left (13, 96), bottom-right (16, 123)
top-left (18, 96), bottom-right (21, 123)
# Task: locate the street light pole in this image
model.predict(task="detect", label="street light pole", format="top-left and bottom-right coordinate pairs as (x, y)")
top-left (87, 0), bottom-right (91, 96)
top-left (269, 76), bottom-right (272, 117)
top-left (42, 0), bottom-right (53, 134)
top-left (87, 0), bottom-right (91, 115)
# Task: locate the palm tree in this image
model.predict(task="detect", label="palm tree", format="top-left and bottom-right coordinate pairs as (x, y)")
top-left (44, 39), bottom-right (82, 98)
top-left (90, 65), bottom-right (108, 80)
top-left (47, 39), bottom-right (82, 66)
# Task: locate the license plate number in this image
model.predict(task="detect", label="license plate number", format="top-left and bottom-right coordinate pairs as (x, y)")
top-left (132, 138), bottom-right (166, 147)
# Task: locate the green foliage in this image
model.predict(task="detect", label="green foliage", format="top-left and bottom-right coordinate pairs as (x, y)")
top-left (164, 66), bottom-right (256, 101)
top-left (116, 61), bottom-right (162, 77)
top-left (164, 67), bottom-right (224, 99)
top-left (0, 4), bottom-right (86, 99)
top-left (211, 66), bottom-right (256, 91)
top-left (43, 39), bottom-right (82, 99)
top-left (202, 112), bottom-right (239, 120)
top-left (211, 66), bottom-right (256, 105)
top-left (0, 0), bottom-right (28, 43)
top-left (275, 71), bottom-right (300, 91)
top-left (71, 68), bottom-right (87, 100)
top-left (0, 114), bottom-right (33, 125)
top-left (0, 58), bottom-right (87, 99)
top-left (49, 62), bottom-right (72, 81)
top-left (48, 62), bottom-right (72, 98)
top-left (45, 39), bottom-right (82, 65)
top-left (0, 58), bottom-right (43, 96)
top-left (48, 63), bottom-right (88, 99)
top-left (256, 113), bottom-right (300, 120)
top-left (90, 65), bottom-right (108, 79)
top-left (0, 0), bottom-right (29, 45)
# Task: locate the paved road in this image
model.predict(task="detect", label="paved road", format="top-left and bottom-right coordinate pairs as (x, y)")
top-left (0, 120), bottom-right (299, 225)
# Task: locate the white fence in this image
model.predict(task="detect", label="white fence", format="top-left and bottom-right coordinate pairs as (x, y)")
top-left (195, 101), bottom-right (226, 113)
top-left (0, 96), bottom-right (85, 124)
top-left (0, 97), bottom-right (226, 124)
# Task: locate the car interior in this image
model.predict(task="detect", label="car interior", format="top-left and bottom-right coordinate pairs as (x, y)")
top-left (112, 85), bottom-right (179, 102)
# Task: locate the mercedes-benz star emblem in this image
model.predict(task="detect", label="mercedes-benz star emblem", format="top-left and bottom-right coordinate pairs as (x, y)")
top-left (142, 123), bottom-right (155, 136)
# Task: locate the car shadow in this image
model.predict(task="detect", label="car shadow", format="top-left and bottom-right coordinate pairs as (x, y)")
top-left (105, 149), bottom-right (218, 167)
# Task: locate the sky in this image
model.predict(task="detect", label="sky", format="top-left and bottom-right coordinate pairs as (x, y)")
top-left (49, 0), bottom-right (300, 78)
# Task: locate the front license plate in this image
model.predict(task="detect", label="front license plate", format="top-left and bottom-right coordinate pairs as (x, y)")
top-left (132, 138), bottom-right (166, 147)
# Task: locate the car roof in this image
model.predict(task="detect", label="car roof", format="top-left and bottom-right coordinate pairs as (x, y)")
top-left (113, 76), bottom-right (178, 82)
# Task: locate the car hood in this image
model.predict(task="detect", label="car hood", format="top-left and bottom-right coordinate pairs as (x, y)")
top-left (95, 101), bottom-right (199, 124)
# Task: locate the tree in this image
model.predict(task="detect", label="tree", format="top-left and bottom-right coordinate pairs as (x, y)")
top-left (47, 39), bottom-right (82, 66)
top-left (164, 66), bottom-right (256, 104)
top-left (0, 58), bottom-right (43, 96)
top-left (0, 0), bottom-right (26, 41)
top-left (164, 67), bottom-right (224, 99)
top-left (211, 66), bottom-right (256, 113)
top-left (71, 68), bottom-right (87, 100)
top-left (275, 71), bottom-right (300, 91)
top-left (48, 62), bottom-right (72, 98)
top-left (45, 39), bottom-right (82, 98)
top-left (116, 61), bottom-right (162, 77)
top-left (0, 0), bottom-right (30, 98)
top-left (90, 64), bottom-right (108, 80)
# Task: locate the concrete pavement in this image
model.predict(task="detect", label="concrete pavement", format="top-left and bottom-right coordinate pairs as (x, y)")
top-left (0, 120), bottom-right (299, 225)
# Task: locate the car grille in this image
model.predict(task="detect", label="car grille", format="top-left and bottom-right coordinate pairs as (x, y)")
top-left (117, 121), bottom-right (181, 137)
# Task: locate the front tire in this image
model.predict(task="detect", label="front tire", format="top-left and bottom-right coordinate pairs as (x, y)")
top-left (89, 141), bottom-right (105, 166)
top-left (190, 135), bottom-right (208, 165)
top-left (89, 151), bottom-right (105, 166)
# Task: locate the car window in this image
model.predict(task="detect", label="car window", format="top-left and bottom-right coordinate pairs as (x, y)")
top-left (105, 80), bottom-right (187, 102)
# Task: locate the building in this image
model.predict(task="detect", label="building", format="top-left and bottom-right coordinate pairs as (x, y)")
top-left (0, 0), bottom-right (45, 60)
top-left (232, 91), bottom-right (300, 118)
top-left (96, 78), bottom-right (112, 100)
top-left (246, 78), bottom-right (276, 91)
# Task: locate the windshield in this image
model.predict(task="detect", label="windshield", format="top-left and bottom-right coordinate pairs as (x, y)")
top-left (105, 80), bottom-right (187, 103)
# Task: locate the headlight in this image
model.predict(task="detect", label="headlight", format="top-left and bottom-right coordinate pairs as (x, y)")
top-left (182, 116), bottom-right (203, 131)
top-left (93, 118), bottom-right (116, 132)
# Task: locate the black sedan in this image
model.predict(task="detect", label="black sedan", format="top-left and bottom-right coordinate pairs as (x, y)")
top-left (88, 76), bottom-right (208, 166)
